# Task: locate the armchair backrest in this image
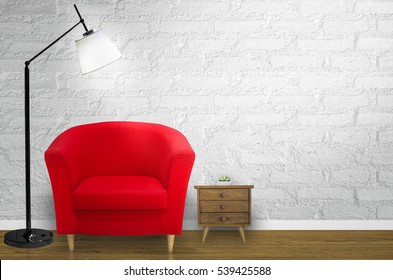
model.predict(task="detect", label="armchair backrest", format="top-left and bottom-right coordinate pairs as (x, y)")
top-left (45, 121), bottom-right (192, 187)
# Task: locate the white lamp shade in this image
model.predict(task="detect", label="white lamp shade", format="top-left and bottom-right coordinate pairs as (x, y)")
top-left (75, 30), bottom-right (121, 74)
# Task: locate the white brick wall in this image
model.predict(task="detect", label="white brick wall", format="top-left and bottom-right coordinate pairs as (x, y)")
top-left (377, 207), bottom-right (393, 219)
top-left (271, 21), bottom-right (315, 33)
top-left (299, 0), bottom-right (346, 15)
top-left (270, 55), bottom-right (323, 68)
top-left (355, 1), bottom-right (393, 14)
top-left (239, 2), bottom-right (289, 15)
top-left (357, 189), bottom-right (393, 201)
top-left (323, 20), bottom-right (370, 34)
top-left (323, 206), bottom-right (371, 219)
top-left (271, 207), bottom-right (316, 219)
top-left (331, 56), bottom-right (370, 69)
top-left (357, 38), bottom-right (393, 50)
top-left (298, 39), bottom-right (353, 51)
top-left (1, 0), bottom-right (393, 222)
top-left (378, 56), bottom-right (393, 68)
top-left (299, 74), bottom-right (347, 89)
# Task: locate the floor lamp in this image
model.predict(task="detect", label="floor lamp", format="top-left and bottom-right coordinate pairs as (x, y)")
top-left (4, 4), bottom-right (121, 248)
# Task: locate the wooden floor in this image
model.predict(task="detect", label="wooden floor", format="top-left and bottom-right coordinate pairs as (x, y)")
top-left (1, 230), bottom-right (393, 260)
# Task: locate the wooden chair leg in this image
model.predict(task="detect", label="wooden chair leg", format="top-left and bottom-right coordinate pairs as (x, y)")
top-left (167, 235), bottom-right (175, 253)
top-left (202, 226), bottom-right (209, 243)
top-left (67, 234), bottom-right (74, 252)
top-left (239, 226), bottom-right (246, 243)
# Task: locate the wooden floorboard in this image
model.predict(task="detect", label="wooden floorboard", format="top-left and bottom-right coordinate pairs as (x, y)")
top-left (1, 230), bottom-right (393, 260)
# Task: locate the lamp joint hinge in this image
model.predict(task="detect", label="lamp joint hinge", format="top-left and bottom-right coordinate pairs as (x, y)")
top-left (83, 30), bottom-right (94, 37)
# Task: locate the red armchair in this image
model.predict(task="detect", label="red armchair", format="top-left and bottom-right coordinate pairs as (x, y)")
top-left (45, 121), bottom-right (195, 252)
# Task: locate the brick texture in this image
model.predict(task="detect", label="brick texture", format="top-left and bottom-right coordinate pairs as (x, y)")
top-left (1, 0), bottom-right (392, 222)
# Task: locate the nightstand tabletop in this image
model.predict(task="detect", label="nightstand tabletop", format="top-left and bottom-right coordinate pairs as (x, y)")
top-left (194, 185), bottom-right (254, 189)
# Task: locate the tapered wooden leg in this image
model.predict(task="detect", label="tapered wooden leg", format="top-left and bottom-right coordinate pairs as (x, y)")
top-left (202, 226), bottom-right (209, 243)
top-left (239, 226), bottom-right (246, 243)
top-left (167, 235), bottom-right (175, 253)
top-left (67, 234), bottom-right (74, 252)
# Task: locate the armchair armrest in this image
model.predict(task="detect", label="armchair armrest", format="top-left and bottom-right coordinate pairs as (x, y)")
top-left (44, 149), bottom-right (77, 233)
top-left (163, 148), bottom-right (195, 234)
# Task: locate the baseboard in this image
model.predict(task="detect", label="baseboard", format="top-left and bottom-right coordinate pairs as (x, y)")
top-left (183, 219), bottom-right (393, 230)
top-left (0, 219), bottom-right (392, 231)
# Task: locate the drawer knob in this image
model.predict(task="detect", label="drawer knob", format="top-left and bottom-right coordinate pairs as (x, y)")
top-left (221, 216), bottom-right (227, 222)
top-left (220, 205), bottom-right (225, 210)
top-left (220, 193), bottom-right (226, 198)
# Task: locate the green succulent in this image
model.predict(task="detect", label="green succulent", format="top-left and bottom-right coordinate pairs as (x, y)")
top-left (218, 175), bottom-right (231, 182)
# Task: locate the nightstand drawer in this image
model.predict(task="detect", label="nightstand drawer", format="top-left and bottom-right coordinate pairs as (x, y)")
top-left (200, 213), bottom-right (249, 225)
top-left (199, 189), bottom-right (248, 201)
top-left (200, 201), bottom-right (249, 213)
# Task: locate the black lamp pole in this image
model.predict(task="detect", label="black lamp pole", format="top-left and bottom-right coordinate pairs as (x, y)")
top-left (4, 4), bottom-right (91, 248)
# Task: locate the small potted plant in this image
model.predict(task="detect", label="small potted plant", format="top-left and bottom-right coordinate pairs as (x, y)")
top-left (217, 175), bottom-right (231, 186)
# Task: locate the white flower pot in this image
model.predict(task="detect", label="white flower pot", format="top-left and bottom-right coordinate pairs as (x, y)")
top-left (217, 180), bottom-right (231, 186)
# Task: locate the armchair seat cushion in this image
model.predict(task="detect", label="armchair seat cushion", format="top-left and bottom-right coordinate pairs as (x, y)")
top-left (72, 176), bottom-right (167, 210)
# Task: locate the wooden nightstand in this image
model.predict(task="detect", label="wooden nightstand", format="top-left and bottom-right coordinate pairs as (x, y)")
top-left (194, 185), bottom-right (254, 243)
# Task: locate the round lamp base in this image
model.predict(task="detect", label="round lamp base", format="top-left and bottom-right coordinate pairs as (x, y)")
top-left (4, 228), bottom-right (53, 248)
